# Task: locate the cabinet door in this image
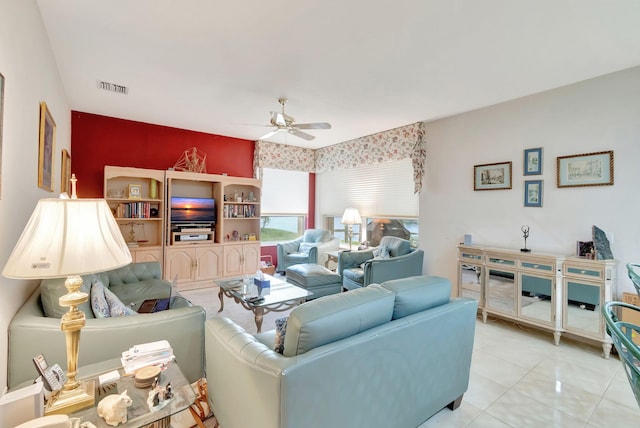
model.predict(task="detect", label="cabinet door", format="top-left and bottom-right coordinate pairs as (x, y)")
top-left (242, 243), bottom-right (261, 275)
top-left (165, 248), bottom-right (195, 284)
top-left (459, 263), bottom-right (482, 303)
top-left (519, 273), bottom-right (554, 325)
top-left (223, 244), bottom-right (244, 277)
top-left (563, 278), bottom-right (603, 337)
top-left (485, 268), bottom-right (516, 316)
top-left (195, 246), bottom-right (222, 281)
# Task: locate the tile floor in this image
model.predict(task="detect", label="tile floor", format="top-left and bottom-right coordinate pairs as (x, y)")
top-left (183, 285), bottom-right (640, 427)
top-left (419, 317), bottom-right (640, 428)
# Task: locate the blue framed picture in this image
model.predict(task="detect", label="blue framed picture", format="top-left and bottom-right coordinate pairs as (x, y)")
top-left (524, 180), bottom-right (543, 207)
top-left (524, 147), bottom-right (543, 175)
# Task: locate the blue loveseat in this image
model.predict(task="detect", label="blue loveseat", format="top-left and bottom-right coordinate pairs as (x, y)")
top-left (338, 236), bottom-right (424, 290)
top-left (204, 275), bottom-right (477, 428)
top-left (8, 262), bottom-right (206, 389)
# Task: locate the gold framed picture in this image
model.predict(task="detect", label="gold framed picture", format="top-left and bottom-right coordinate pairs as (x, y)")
top-left (128, 184), bottom-right (142, 199)
top-left (60, 149), bottom-right (71, 194)
top-left (38, 101), bottom-right (56, 192)
top-left (556, 151), bottom-right (614, 188)
top-left (474, 161), bottom-right (512, 191)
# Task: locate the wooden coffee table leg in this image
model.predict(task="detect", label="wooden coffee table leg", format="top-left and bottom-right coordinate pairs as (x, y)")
top-left (218, 288), bottom-right (224, 312)
top-left (253, 306), bottom-right (265, 333)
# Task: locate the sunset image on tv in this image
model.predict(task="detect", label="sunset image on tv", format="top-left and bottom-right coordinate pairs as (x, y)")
top-left (171, 197), bottom-right (216, 223)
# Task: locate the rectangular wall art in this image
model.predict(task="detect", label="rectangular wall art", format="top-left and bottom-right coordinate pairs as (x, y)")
top-left (557, 151), bottom-right (613, 188)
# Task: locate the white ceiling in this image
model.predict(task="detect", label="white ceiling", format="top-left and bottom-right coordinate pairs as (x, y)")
top-left (37, 0), bottom-right (640, 149)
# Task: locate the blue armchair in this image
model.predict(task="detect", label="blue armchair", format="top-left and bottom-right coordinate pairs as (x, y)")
top-left (338, 236), bottom-right (424, 290)
top-left (277, 229), bottom-right (340, 273)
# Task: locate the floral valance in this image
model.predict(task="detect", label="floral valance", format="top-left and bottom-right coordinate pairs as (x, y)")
top-left (254, 122), bottom-right (426, 192)
top-left (253, 141), bottom-right (315, 178)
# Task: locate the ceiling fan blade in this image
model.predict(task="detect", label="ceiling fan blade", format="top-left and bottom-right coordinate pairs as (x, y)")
top-left (289, 129), bottom-right (315, 141)
top-left (259, 129), bottom-right (280, 140)
top-left (293, 122), bottom-right (332, 130)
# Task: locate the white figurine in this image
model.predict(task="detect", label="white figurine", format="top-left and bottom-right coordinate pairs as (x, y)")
top-left (97, 390), bottom-right (133, 426)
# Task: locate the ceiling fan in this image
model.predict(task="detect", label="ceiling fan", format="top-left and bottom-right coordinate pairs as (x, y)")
top-left (258, 98), bottom-right (331, 141)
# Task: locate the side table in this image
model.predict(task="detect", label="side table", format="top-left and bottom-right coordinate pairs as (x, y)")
top-left (69, 359), bottom-right (195, 428)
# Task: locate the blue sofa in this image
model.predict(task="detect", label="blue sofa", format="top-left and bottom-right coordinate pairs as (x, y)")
top-left (338, 236), bottom-right (424, 290)
top-left (8, 262), bottom-right (206, 389)
top-left (204, 275), bottom-right (477, 428)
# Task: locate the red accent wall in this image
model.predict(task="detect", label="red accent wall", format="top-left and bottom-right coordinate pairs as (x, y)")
top-left (307, 172), bottom-right (316, 229)
top-left (71, 111), bottom-right (255, 198)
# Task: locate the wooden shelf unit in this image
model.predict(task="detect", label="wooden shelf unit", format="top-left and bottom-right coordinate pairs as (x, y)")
top-left (104, 166), bottom-right (165, 267)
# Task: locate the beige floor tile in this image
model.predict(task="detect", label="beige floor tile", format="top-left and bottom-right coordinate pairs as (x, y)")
top-left (471, 351), bottom-right (530, 388)
top-left (464, 371), bottom-right (509, 410)
top-left (418, 401), bottom-right (482, 428)
top-left (466, 412), bottom-right (514, 428)
top-left (486, 390), bottom-right (586, 428)
top-left (602, 368), bottom-right (638, 410)
top-left (511, 371), bottom-right (601, 421)
top-left (587, 397), bottom-right (640, 427)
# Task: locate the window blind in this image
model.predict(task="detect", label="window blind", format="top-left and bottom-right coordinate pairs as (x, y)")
top-left (261, 168), bottom-right (309, 214)
top-left (316, 158), bottom-right (418, 218)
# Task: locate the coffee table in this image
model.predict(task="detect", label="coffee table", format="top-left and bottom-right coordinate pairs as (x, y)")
top-left (217, 274), bottom-right (312, 332)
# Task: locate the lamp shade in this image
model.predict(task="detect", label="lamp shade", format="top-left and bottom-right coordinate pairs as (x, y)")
top-left (3, 198), bottom-right (132, 279)
top-left (341, 208), bottom-right (361, 225)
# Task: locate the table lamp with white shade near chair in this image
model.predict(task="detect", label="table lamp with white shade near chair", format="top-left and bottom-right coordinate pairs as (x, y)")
top-left (2, 175), bottom-right (132, 415)
top-left (341, 208), bottom-right (361, 251)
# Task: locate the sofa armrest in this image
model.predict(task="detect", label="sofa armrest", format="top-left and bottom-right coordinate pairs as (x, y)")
top-left (363, 249), bottom-right (424, 285)
top-left (337, 250), bottom-right (374, 276)
top-left (8, 289), bottom-right (206, 388)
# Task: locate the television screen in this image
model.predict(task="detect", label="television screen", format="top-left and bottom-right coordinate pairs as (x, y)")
top-left (171, 197), bottom-right (216, 223)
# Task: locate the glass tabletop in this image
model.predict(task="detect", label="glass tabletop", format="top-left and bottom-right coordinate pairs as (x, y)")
top-left (69, 359), bottom-right (195, 428)
top-left (217, 274), bottom-right (312, 306)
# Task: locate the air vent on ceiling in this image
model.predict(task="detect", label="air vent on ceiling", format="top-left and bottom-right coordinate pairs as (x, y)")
top-left (97, 80), bottom-right (128, 95)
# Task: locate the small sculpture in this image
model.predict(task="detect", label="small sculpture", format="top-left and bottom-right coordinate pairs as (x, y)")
top-left (521, 225), bottom-right (531, 252)
top-left (97, 390), bottom-right (133, 426)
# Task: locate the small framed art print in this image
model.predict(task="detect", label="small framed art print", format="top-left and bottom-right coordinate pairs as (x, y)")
top-left (128, 184), bottom-right (142, 199)
top-left (474, 161), bottom-right (512, 191)
top-left (524, 180), bottom-right (543, 207)
top-left (524, 148), bottom-right (542, 175)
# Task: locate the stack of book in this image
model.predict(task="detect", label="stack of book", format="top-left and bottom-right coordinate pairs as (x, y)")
top-left (121, 340), bottom-right (175, 375)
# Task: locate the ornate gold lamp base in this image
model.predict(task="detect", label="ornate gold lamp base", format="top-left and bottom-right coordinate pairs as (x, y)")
top-left (45, 274), bottom-right (95, 415)
top-left (45, 379), bottom-right (95, 415)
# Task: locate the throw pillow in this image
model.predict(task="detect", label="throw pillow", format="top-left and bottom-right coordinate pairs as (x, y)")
top-left (90, 280), bottom-right (111, 318)
top-left (104, 286), bottom-right (137, 317)
top-left (274, 317), bottom-right (288, 354)
top-left (91, 280), bottom-right (137, 318)
top-left (298, 243), bottom-right (315, 254)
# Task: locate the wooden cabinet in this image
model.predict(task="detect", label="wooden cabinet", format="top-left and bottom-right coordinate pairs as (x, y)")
top-left (104, 166), bottom-right (165, 270)
top-left (165, 245), bottom-right (223, 290)
top-left (223, 242), bottom-right (261, 277)
top-left (165, 170), bottom-right (262, 289)
top-left (457, 244), bottom-right (616, 358)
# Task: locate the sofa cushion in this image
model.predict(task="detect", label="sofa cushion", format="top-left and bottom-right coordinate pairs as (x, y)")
top-left (282, 285), bottom-right (395, 357)
top-left (381, 275), bottom-right (451, 319)
top-left (342, 267), bottom-right (364, 285)
top-left (108, 279), bottom-right (172, 305)
top-left (40, 274), bottom-right (100, 319)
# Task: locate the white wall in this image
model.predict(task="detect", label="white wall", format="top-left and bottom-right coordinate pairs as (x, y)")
top-left (0, 0), bottom-right (70, 390)
top-left (420, 66), bottom-right (640, 298)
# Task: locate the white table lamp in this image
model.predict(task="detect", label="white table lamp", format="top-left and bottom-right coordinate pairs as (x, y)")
top-left (341, 208), bottom-right (361, 251)
top-left (2, 177), bottom-right (131, 415)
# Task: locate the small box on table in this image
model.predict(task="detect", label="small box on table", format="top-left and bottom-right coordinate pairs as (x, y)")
top-left (254, 277), bottom-right (270, 295)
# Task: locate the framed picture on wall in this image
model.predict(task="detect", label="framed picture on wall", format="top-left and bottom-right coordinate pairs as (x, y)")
top-left (524, 147), bottom-right (543, 175)
top-left (474, 161), bottom-right (512, 191)
top-left (524, 180), bottom-right (543, 207)
top-left (38, 101), bottom-right (56, 192)
top-left (0, 72), bottom-right (4, 199)
top-left (60, 149), bottom-right (71, 194)
top-left (556, 151), bottom-right (614, 188)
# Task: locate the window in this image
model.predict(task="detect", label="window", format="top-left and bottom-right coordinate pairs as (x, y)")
top-left (325, 215), bottom-right (418, 248)
top-left (260, 168), bottom-right (309, 244)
